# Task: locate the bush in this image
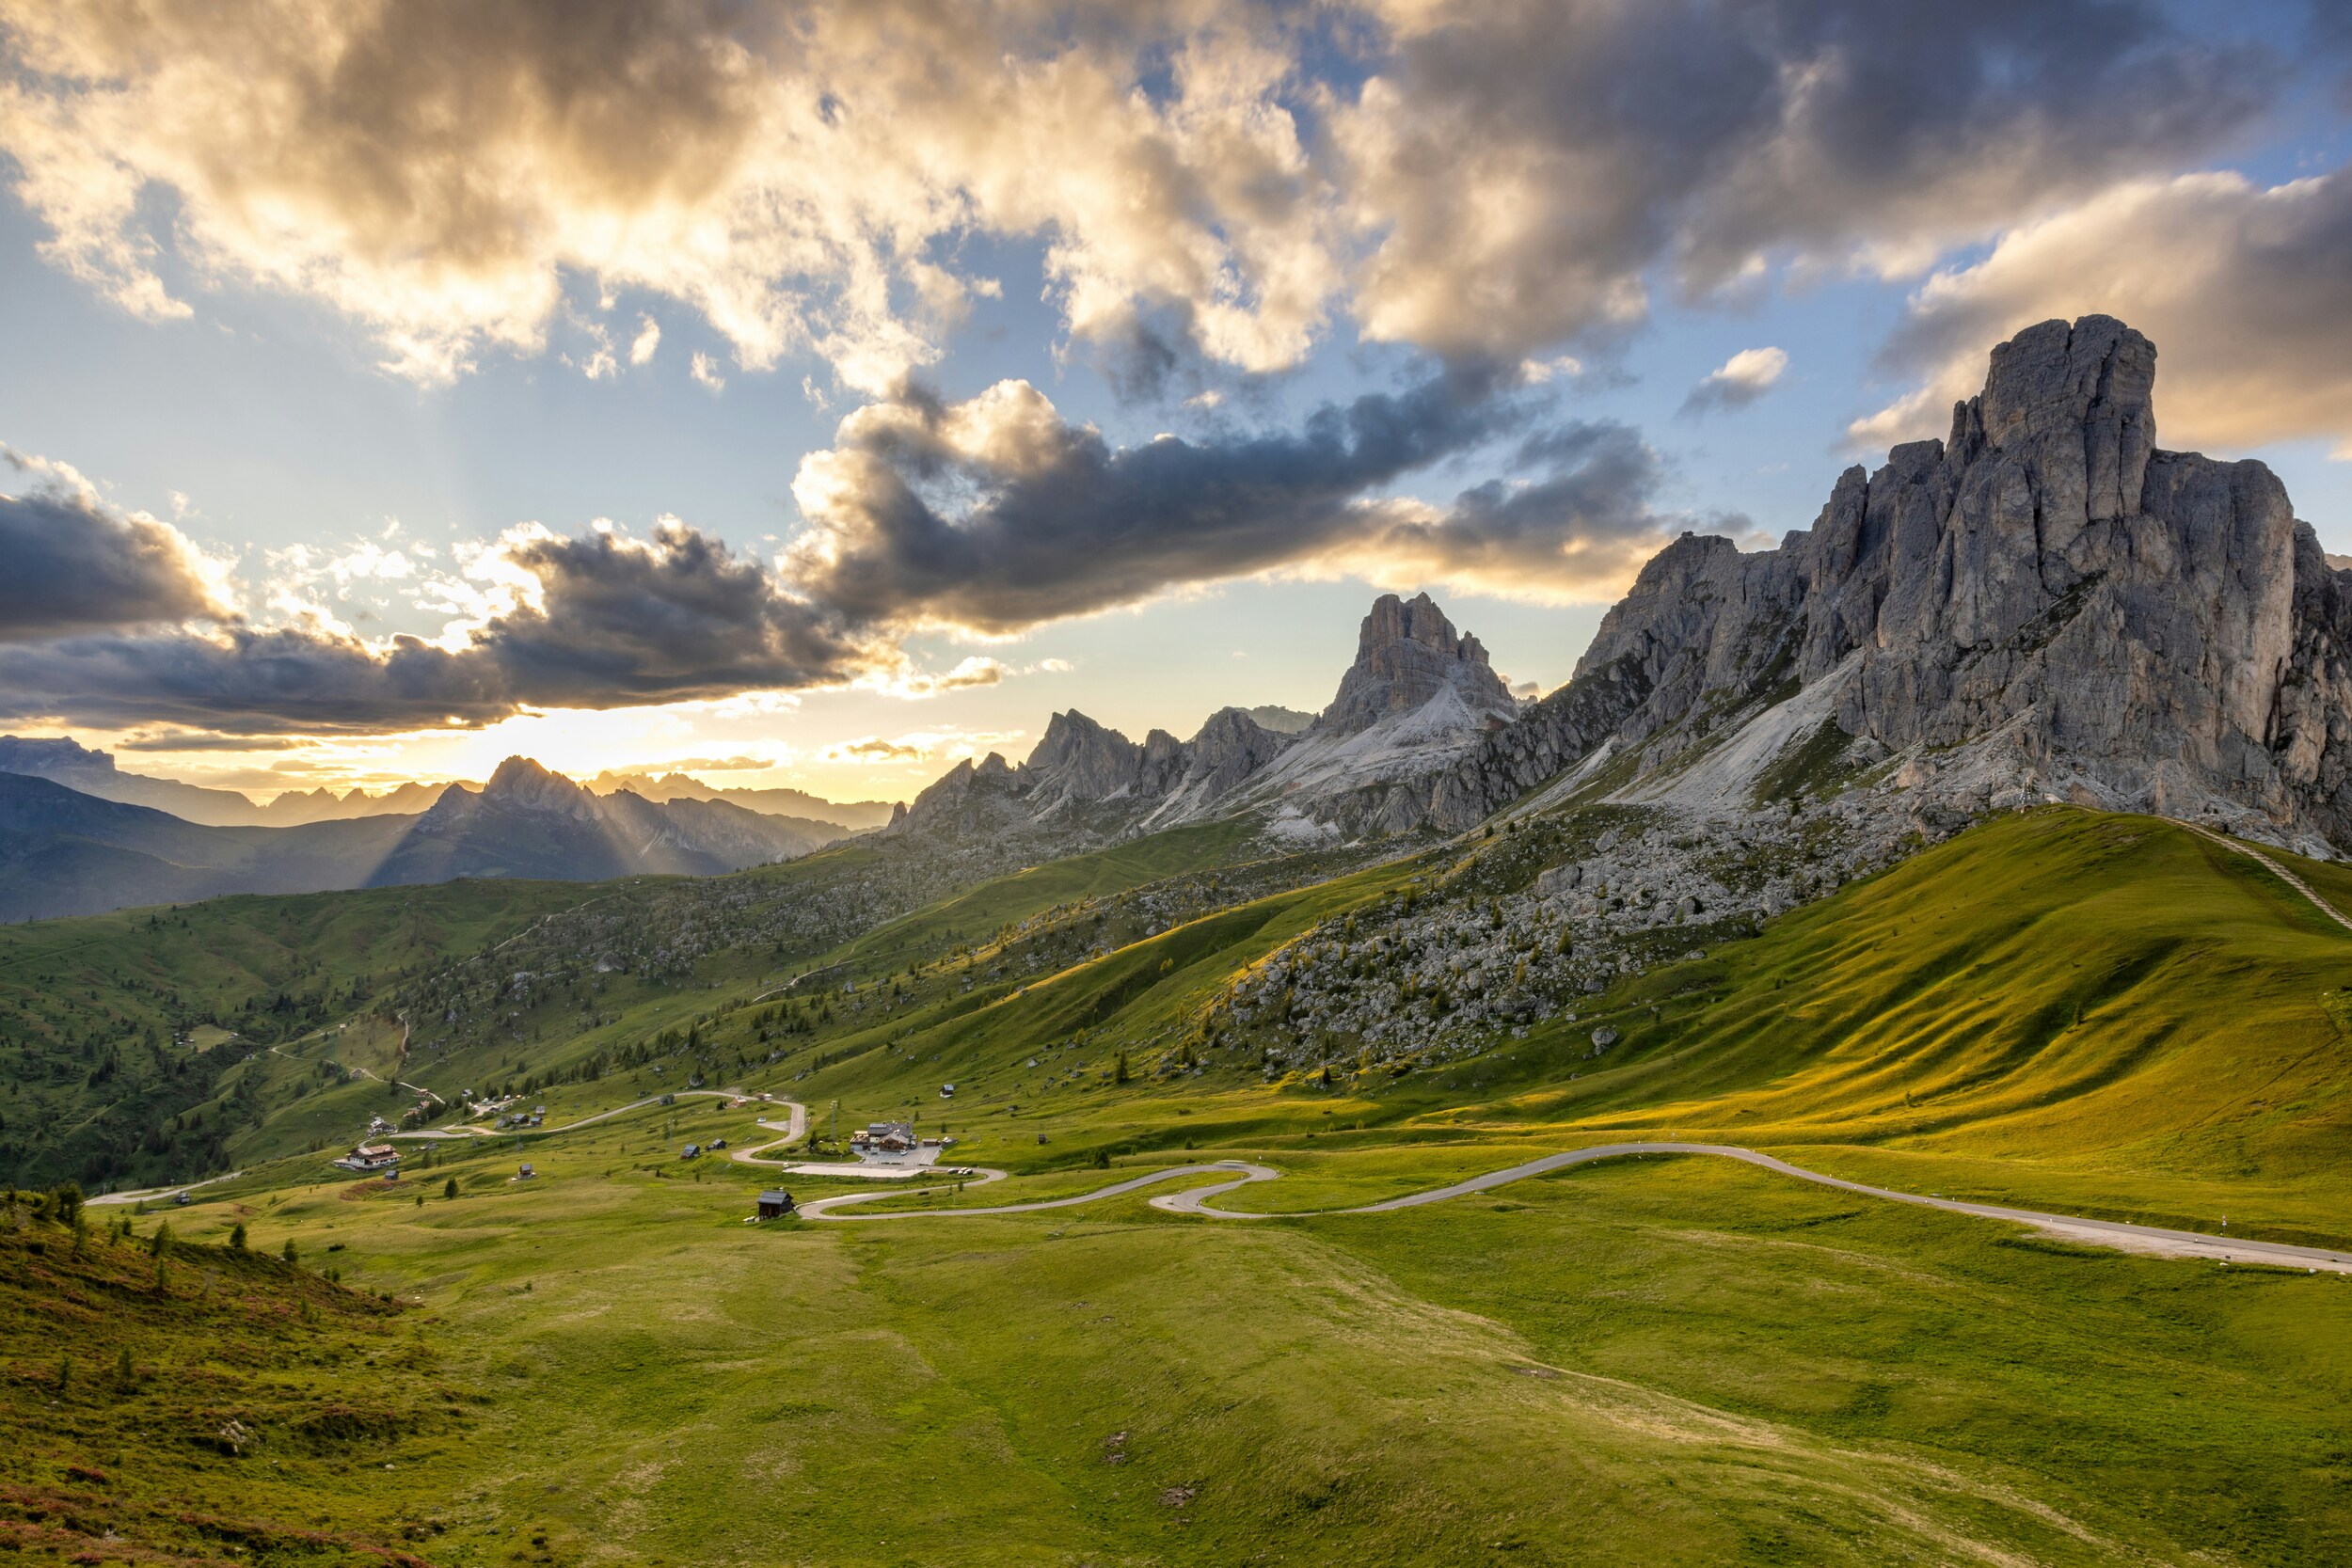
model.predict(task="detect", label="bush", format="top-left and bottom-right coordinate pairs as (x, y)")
top-left (281, 1238), bottom-right (299, 1263)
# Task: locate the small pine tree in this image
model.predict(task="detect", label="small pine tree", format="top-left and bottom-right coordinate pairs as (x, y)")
top-left (228, 1222), bottom-right (247, 1250)
top-left (443, 1177), bottom-right (458, 1199)
top-left (1114, 1051), bottom-right (1131, 1085)
top-left (281, 1238), bottom-right (298, 1263)
top-left (148, 1222), bottom-right (172, 1257)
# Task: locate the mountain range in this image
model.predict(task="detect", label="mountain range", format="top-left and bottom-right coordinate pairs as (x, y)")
top-left (582, 771), bottom-right (898, 832)
top-left (0, 736), bottom-right (894, 834)
top-left (8, 313), bottom-right (2338, 929)
top-left (0, 755), bottom-right (861, 922)
top-left (884, 313), bottom-right (2350, 864)
top-left (885, 588), bottom-right (1526, 850)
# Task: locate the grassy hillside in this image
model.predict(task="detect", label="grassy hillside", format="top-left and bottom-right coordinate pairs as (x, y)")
top-left (645, 808), bottom-right (2344, 1253)
top-left (0, 1187), bottom-right (458, 1566)
top-left (0, 879), bottom-right (601, 1187)
top-left (8, 803), bottom-right (2352, 1562)
top-left (91, 1127), bottom-right (2352, 1568)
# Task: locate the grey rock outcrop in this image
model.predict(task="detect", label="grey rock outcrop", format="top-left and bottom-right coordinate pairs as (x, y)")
top-left (891, 591), bottom-right (1522, 845)
top-left (890, 705), bottom-right (1304, 840)
top-left (1316, 592), bottom-right (1517, 736)
top-left (1417, 314), bottom-right (2352, 850)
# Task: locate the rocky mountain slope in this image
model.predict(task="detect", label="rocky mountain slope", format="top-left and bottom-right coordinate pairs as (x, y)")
top-left (1400, 314), bottom-right (2350, 858)
top-left (885, 592), bottom-right (1523, 851)
top-left (368, 756), bottom-right (852, 885)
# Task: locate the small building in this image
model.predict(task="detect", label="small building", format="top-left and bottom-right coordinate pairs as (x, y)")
top-left (755, 1190), bottom-right (796, 1220)
top-left (517, 1163), bottom-right (536, 1180)
top-left (710, 1137), bottom-right (728, 1150)
top-left (866, 1121), bottom-right (915, 1152)
top-left (681, 1144), bottom-right (702, 1160)
top-left (940, 1084), bottom-right (956, 1099)
top-left (332, 1141), bottom-right (401, 1173)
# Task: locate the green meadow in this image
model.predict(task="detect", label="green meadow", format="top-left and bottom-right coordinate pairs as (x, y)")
top-left (8, 804), bottom-right (2352, 1564)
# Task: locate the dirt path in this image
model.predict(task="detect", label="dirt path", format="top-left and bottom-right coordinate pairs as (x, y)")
top-left (801, 1142), bottom-right (2352, 1273)
top-left (2181, 821), bottom-right (2352, 933)
top-left (387, 1086), bottom-right (773, 1142)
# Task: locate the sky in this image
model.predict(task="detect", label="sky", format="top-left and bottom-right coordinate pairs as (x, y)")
top-left (1, 0), bottom-right (2349, 807)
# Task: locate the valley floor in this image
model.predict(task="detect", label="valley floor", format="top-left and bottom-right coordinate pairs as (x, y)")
top-left (9, 805), bottom-right (2352, 1565)
top-left (18, 1135), bottom-right (2347, 1568)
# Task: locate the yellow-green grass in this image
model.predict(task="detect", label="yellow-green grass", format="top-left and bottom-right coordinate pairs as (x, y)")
top-left (0, 1202), bottom-right (461, 1567)
top-left (704, 809), bottom-right (2352, 1245)
top-left (1474, 808), bottom-right (2352, 1241)
top-left (60, 1139), bottom-right (2352, 1567)
top-left (0, 878), bottom-right (603, 1186)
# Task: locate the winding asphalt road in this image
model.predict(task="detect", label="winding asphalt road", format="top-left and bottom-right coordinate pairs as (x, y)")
top-left (794, 1138), bottom-right (2352, 1273)
top-left (284, 1080), bottom-right (2352, 1273)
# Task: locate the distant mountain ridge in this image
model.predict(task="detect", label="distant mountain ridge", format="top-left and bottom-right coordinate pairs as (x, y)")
top-left (0, 736), bottom-right (433, 828)
top-left (0, 771), bottom-right (413, 920)
top-left (0, 755), bottom-right (861, 921)
top-left (582, 771), bottom-right (896, 832)
top-left (0, 737), bottom-right (896, 836)
top-left (887, 592), bottom-right (1526, 848)
top-left (372, 757), bottom-right (851, 885)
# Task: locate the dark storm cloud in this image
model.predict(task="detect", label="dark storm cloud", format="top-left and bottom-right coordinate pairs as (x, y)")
top-left (784, 372), bottom-right (1530, 632)
top-left (1342, 0), bottom-right (2280, 362)
top-left (0, 466), bottom-right (232, 641)
top-left (0, 519), bottom-right (870, 733)
top-left (784, 373), bottom-right (1706, 627)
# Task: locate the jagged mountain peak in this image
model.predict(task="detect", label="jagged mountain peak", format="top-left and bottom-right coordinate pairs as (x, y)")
top-left (1318, 591), bottom-right (1515, 737)
top-left (477, 755), bottom-right (598, 816)
top-left (1415, 312), bottom-right (2352, 857)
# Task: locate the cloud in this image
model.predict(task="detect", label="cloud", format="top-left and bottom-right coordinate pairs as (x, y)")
top-left (641, 753), bottom-right (772, 773)
top-left (786, 371), bottom-right (1719, 626)
top-left (116, 728), bottom-right (301, 752)
top-left (1312, 421), bottom-right (1749, 600)
top-left (0, 0), bottom-right (2274, 388)
top-left (0, 0), bottom-right (1338, 389)
top-left (1851, 165), bottom-right (2352, 456)
top-left (826, 736), bottom-right (928, 764)
top-left (690, 351), bottom-right (726, 393)
top-left (854, 656), bottom-right (1009, 700)
top-left (1331, 0), bottom-right (2275, 365)
top-left (0, 516), bottom-right (875, 732)
top-left (1678, 347), bottom-right (1788, 418)
top-left (0, 449), bottom-right (236, 641)
top-left (628, 314), bottom-right (662, 366)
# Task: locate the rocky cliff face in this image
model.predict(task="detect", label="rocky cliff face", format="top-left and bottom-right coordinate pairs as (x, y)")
top-left (1316, 593), bottom-right (1517, 736)
top-left (890, 702), bottom-right (1305, 843)
top-left (887, 591), bottom-right (1528, 847)
top-left (1421, 314), bottom-right (2352, 853)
